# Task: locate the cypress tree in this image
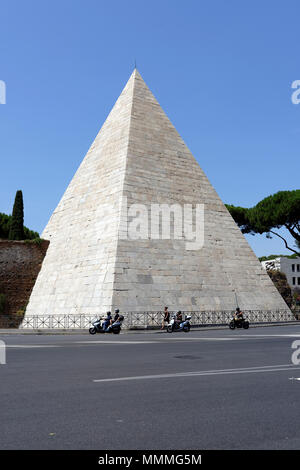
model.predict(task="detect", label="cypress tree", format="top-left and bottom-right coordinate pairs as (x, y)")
top-left (8, 190), bottom-right (24, 240)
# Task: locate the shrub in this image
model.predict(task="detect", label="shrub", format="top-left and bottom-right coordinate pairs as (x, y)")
top-left (0, 212), bottom-right (39, 240)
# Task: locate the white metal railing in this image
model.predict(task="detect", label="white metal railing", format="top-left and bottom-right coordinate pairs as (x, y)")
top-left (18, 310), bottom-right (296, 329)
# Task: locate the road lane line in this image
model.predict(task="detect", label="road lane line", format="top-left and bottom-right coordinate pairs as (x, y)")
top-left (80, 337), bottom-right (266, 344)
top-left (164, 334), bottom-right (300, 340)
top-left (163, 337), bottom-right (249, 341)
top-left (5, 345), bottom-right (60, 348)
top-left (80, 335), bottom-right (300, 344)
top-left (228, 334), bottom-right (300, 338)
top-left (76, 340), bottom-right (158, 344)
top-left (93, 364), bottom-right (300, 383)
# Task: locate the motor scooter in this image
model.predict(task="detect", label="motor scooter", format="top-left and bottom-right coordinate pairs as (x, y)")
top-left (89, 315), bottom-right (124, 334)
top-left (229, 315), bottom-right (249, 330)
top-left (167, 314), bottom-right (191, 333)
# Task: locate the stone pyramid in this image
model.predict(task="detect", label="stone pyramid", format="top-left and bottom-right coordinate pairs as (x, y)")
top-left (25, 69), bottom-right (289, 316)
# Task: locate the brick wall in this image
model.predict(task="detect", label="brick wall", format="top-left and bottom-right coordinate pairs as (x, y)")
top-left (0, 240), bottom-right (49, 327)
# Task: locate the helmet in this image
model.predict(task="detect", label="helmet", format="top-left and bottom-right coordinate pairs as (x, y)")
top-left (115, 309), bottom-right (119, 314)
top-left (107, 311), bottom-right (111, 315)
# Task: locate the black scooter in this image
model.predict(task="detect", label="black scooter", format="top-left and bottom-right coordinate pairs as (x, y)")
top-left (89, 316), bottom-right (124, 335)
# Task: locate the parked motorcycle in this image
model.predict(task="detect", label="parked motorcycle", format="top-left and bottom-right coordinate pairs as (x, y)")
top-left (167, 314), bottom-right (191, 333)
top-left (89, 315), bottom-right (124, 335)
top-left (229, 315), bottom-right (249, 330)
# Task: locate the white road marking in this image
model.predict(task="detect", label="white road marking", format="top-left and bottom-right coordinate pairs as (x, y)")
top-left (93, 364), bottom-right (300, 383)
top-left (83, 336), bottom-right (272, 344)
top-left (83, 334), bottom-right (300, 344)
top-left (233, 334), bottom-right (300, 338)
top-left (77, 340), bottom-right (158, 344)
top-left (6, 345), bottom-right (60, 348)
top-left (6, 331), bottom-right (300, 349)
top-left (162, 334), bottom-right (300, 341)
top-left (163, 336), bottom-right (248, 341)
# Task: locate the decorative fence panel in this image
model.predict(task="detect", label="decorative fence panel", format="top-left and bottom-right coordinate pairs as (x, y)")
top-left (19, 310), bottom-right (296, 329)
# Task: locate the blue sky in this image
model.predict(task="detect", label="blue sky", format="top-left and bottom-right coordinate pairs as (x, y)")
top-left (0, 0), bottom-right (299, 257)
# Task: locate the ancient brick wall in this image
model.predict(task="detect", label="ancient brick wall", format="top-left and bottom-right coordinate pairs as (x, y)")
top-left (0, 240), bottom-right (49, 327)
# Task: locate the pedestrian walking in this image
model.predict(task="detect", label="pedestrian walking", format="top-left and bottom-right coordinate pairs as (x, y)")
top-left (161, 306), bottom-right (170, 330)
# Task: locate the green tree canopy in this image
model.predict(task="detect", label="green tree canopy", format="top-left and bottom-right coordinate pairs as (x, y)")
top-left (0, 213), bottom-right (11, 239)
top-left (0, 212), bottom-right (39, 240)
top-left (226, 190), bottom-right (300, 256)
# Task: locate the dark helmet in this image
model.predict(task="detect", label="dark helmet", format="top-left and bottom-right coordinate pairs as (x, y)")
top-left (177, 310), bottom-right (182, 314)
top-left (115, 309), bottom-right (119, 314)
top-left (107, 311), bottom-right (111, 315)
top-left (236, 307), bottom-right (240, 312)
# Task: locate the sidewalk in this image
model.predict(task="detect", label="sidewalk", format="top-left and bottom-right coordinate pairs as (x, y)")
top-left (0, 321), bottom-right (298, 335)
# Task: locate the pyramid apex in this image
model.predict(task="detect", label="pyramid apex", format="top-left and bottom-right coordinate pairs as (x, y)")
top-left (125, 67), bottom-right (144, 91)
top-left (126, 67), bottom-right (138, 84)
top-left (130, 67), bottom-right (140, 77)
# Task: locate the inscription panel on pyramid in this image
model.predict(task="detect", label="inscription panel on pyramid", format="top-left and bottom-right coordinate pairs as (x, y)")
top-left (25, 70), bottom-right (289, 316)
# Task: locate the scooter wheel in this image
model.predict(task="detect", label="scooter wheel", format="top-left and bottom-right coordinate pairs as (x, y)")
top-left (243, 322), bottom-right (249, 329)
top-left (167, 325), bottom-right (173, 333)
top-left (229, 321), bottom-right (235, 330)
top-left (89, 327), bottom-right (97, 335)
top-left (183, 325), bottom-right (190, 332)
top-left (112, 329), bottom-right (120, 334)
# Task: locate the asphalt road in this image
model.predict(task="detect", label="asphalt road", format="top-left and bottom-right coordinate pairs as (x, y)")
top-left (0, 325), bottom-right (300, 450)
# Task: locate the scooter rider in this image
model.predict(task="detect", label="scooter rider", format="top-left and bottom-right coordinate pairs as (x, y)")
top-left (110, 309), bottom-right (120, 326)
top-left (113, 309), bottom-right (120, 322)
top-left (176, 311), bottom-right (183, 329)
top-left (111, 311), bottom-right (124, 329)
top-left (102, 311), bottom-right (112, 331)
top-left (235, 307), bottom-right (244, 324)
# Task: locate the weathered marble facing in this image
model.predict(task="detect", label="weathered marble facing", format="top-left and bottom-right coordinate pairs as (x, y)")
top-left (111, 70), bottom-right (289, 312)
top-left (26, 72), bottom-right (134, 316)
top-left (25, 69), bottom-right (290, 318)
